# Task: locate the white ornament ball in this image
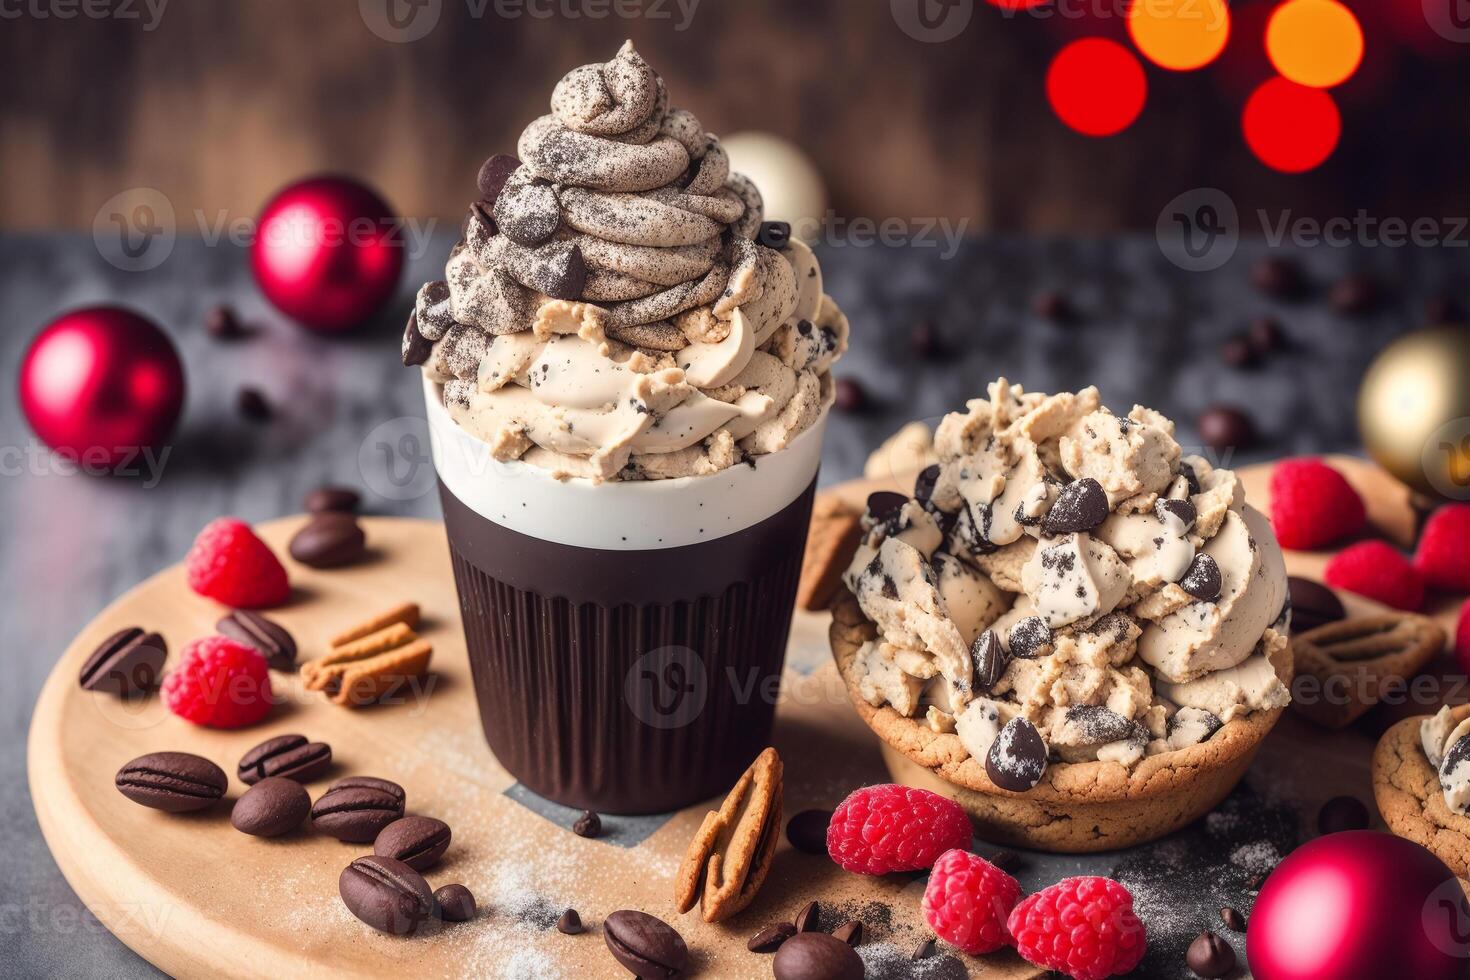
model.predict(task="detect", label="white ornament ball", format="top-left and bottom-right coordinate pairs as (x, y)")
top-left (721, 131), bottom-right (828, 242)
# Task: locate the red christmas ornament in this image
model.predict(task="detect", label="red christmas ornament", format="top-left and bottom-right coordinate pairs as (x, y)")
top-left (1247, 831), bottom-right (1470, 980)
top-left (19, 306), bottom-right (185, 467)
top-left (250, 175), bottom-right (404, 333)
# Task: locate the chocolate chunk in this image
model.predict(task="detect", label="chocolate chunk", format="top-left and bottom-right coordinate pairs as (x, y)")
top-left (231, 776), bottom-right (310, 837)
top-left (794, 899), bottom-right (822, 933)
top-left (435, 884), bottom-right (477, 923)
top-left (495, 178), bottom-right (561, 247)
top-left (1186, 932), bottom-right (1235, 978)
top-left (237, 734), bottom-right (331, 785)
top-left (831, 920), bottom-right (863, 947)
top-left (1180, 553), bottom-right (1223, 602)
top-left (311, 776), bottom-right (405, 842)
top-left (911, 936), bottom-right (936, 960)
top-left (914, 464), bottom-right (941, 503)
top-left (1156, 497), bottom-right (1197, 530)
top-left (305, 486), bottom-right (361, 514)
top-left (237, 387), bottom-right (272, 422)
top-left (986, 718), bottom-right (1048, 792)
top-left (1032, 289), bottom-right (1071, 322)
top-left (374, 815), bottom-right (452, 871)
top-left (749, 921), bottom-right (797, 953)
top-left (865, 491), bottom-right (907, 526)
top-left (603, 910), bottom-right (689, 979)
top-left (1252, 256), bottom-right (1302, 298)
top-left (757, 221), bottom-right (791, 250)
top-left (1288, 576), bottom-right (1345, 632)
top-left (476, 153), bottom-right (521, 203)
top-left (1178, 459), bottom-right (1202, 496)
top-left (1197, 405), bottom-right (1255, 453)
top-left (402, 311), bottom-right (433, 367)
top-left (1220, 334), bottom-right (1259, 369)
top-left (833, 377), bottom-right (866, 413)
top-left (971, 630), bottom-right (1009, 693)
top-left (339, 855), bottom-right (434, 936)
top-left (289, 512), bottom-right (367, 569)
top-left (217, 609), bottom-right (296, 670)
top-left (115, 752), bottom-right (227, 813)
top-left (542, 242), bottom-right (587, 300)
top-left (1042, 477), bottom-right (1108, 536)
top-left (1220, 906), bottom-right (1246, 931)
top-left (1007, 616), bottom-right (1052, 660)
top-left (467, 200), bottom-right (496, 238)
top-left (1248, 315), bottom-right (1285, 354)
top-left (1330, 273), bottom-right (1378, 315)
top-left (1317, 795), bottom-right (1370, 835)
top-left (573, 810), bottom-right (602, 838)
top-left (785, 809), bottom-right (832, 855)
top-left (1065, 705), bottom-right (1135, 745)
top-left (773, 931), bottom-right (864, 980)
top-left (556, 907), bottom-right (584, 934)
top-left (79, 627), bottom-right (166, 696)
top-left (204, 304), bottom-right (246, 340)
top-left (909, 318), bottom-right (940, 358)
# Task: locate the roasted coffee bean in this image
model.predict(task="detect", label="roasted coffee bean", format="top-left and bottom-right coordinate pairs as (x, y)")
top-left (1318, 795), bottom-right (1370, 835)
top-left (1032, 289), bottom-right (1071, 322)
top-left (786, 809), bottom-right (832, 855)
top-left (1220, 335), bottom-right (1259, 369)
top-left (1042, 477), bottom-right (1108, 536)
top-left (603, 910), bottom-right (689, 978)
top-left (1197, 405), bottom-right (1255, 453)
top-left (971, 630), bottom-right (1009, 693)
top-left (831, 920), bottom-right (863, 947)
top-left (865, 491), bottom-right (907, 524)
top-left (339, 855), bottom-right (435, 936)
top-left (833, 377), bottom-right (866, 413)
top-left (1288, 577), bottom-right (1345, 633)
top-left (476, 153), bottom-right (521, 203)
top-left (289, 513), bottom-right (367, 569)
top-left (374, 815), bottom-right (451, 871)
top-left (237, 387), bottom-right (272, 422)
top-left (909, 318), bottom-right (939, 358)
top-left (911, 936), bottom-right (936, 960)
top-left (555, 908), bottom-right (584, 934)
top-left (237, 734), bottom-right (331, 785)
top-left (115, 752), bottom-right (227, 813)
top-left (435, 884), bottom-right (477, 923)
top-left (573, 810), bottom-right (602, 838)
top-left (773, 931), bottom-right (865, 980)
top-left (749, 921), bottom-right (797, 953)
top-left (1248, 315), bottom-right (1285, 354)
top-left (1220, 906), bottom-right (1246, 932)
top-left (1007, 616), bottom-right (1052, 660)
top-left (232, 776), bottom-right (310, 837)
top-left (757, 221), bottom-right (792, 250)
top-left (1330, 273), bottom-right (1378, 315)
top-left (794, 900), bottom-right (821, 933)
top-left (1186, 931), bottom-right (1235, 978)
top-left (1180, 553), bottom-right (1223, 602)
top-left (987, 718), bottom-right (1048, 792)
top-left (1252, 256), bottom-right (1302, 299)
top-left (305, 486), bottom-right (361, 514)
top-left (79, 627), bottom-right (166, 696)
top-left (217, 610), bottom-right (297, 671)
top-left (312, 776), bottom-right (405, 842)
top-left (204, 304), bottom-right (246, 340)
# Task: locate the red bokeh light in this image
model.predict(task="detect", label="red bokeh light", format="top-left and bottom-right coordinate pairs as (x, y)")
top-left (1046, 38), bottom-right (1148, 136)
top-left (1242, 77), bottom-right (1341, 172)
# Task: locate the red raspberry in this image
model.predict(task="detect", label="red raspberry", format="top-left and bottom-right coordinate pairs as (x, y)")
top-left (1324, 540), bottom-right (1425, 611)
top-left (921, 848), bottom-right (1022, 955)
top-left (162, 636), bottom-right (273, 728)
top-left (826, 784), bottom-right (971, 875)
top-left (1008, 876), bottom-right (1147, 980)
top-left (1456, 600), bottom-right (1470, 675)
top-left (1269, 458), bottom-right (1366, 550)
top-left (186, 517), bottom-right (289, 608)
top-left (1414, 504), bottom-right (1470, 592)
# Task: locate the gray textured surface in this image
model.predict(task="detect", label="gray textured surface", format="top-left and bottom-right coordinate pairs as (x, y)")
top-left (0, 231), bottom-right (1438, 977)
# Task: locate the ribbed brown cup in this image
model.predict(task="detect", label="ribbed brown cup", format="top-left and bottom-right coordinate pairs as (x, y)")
top-left (439, 478), bottom-right (816, 814)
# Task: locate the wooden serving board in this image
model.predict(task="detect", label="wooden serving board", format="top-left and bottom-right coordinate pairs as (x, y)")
top-left (27, 457), bottom-right (1462, 979)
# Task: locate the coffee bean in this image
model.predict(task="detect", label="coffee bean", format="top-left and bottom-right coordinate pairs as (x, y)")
top-left (237, 387), bottom-right (272, 423)
top-left (573, 810), bottom-right (602, 838)
top-left (217, 610), bottom-right (297, 671)
top-left (1186, 931), bottom-right (1235, 978)
top-left (402, 310), bottom-right (433, 367)
top-left (1042, 477), bottom-right (1108, 536)
top-left (1220, 906), bottom-right (1246, 931)
top-left (1197, 405), bottom-right (1255, 453)
top-left (773, 931), bottom-right (864, 980)
top-left (312, 776), bottom-right (405, 842)
top-left (749, 921), bottom-right (797, 953)
top-left (831, 920), bottom-right (863, 947)
top-left (435, 884), bottom-right (477, 923)
top-left (603, 910), bottom-right (689, 978)
top-left (339, 855), bottom-right (434, 936)
top-left (757, 221), bottom-right (792, 250)
top-left (204, 304), bottom-right (246, 340)
top-left (987, 717), bottom-right (1048, 792)
top-left (79, 627), bottom-right (166, 696)
top-left (1252, 256), bottom-right (1302, 299)
top-left (231, 776), bottom-right (310, 837)
top-left (1220, 335), bottom-right (1258, 369)
top-left (305, 486), bottom-right (361, 514)
top-left (1288, 577), bottom-right (1345, 633)
top-left (476, 153), bottom-right (521, 203)
top-left (794, 900), bottom-right (821, 933)
top-left (238, 734), bottom-right (331, 785)
top-left (786, 809), bottom-right (832, 855)
top-left (1007, 616), bottom-right (1052, 660)
top-left (1318, 795), bottom-right (1370, 835)
top-left (115, 752), bottom-right (227, 813)
top-left (1330, 273), bottom-right (1378, 315)
top-left (909, 318), bottom-right (940, 358)
top-left (374, 815), bottom-right (451, 871)
top-left (288, 513), bottom-right (367, 569)
top-left (1180, 553), bottom-right (1223, 602)
top-left (1248, 315), bottom-right (1285, 354)
top-left (971, 630), bottom-right (1008, 693)
top-left (911, 936), bottom-right (936, 960)
top-left (833, 377), bottom-right (866, 413)
top-left (556, 907), bottom-right (584, 934)
top-left (1032, 290), bottom-right (1071, 322)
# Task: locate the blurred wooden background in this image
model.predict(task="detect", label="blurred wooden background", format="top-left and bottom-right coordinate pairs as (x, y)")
top-left (4, 0), bottom-right (1470, 232)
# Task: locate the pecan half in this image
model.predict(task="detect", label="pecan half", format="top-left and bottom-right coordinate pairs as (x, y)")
top-left (674, 746), bottom-right (783, 922)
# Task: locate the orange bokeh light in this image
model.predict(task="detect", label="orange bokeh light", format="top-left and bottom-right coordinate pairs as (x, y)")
top-left (1128, 0), bottom-right (1231, 71)
top-left (1266, 0), bottom-right (1364, 88)
top-left (1242, 77), bottom-right (1341, 172)
top-left (1047, 38), bottom-right (1148, 137)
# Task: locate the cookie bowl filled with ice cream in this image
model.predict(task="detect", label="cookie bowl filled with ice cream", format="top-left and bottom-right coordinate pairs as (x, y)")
top-left (828, 380), bottom-right (1293, 852)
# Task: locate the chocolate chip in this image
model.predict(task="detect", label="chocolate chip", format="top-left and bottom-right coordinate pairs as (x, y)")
top-left (231, 776), bottom-right (310, 837)
top-left (831, 920), bottom-right (863, 947)
top-left (204, 304), bottom-right (246, 340)
top-left (794, 900), bottom-right (822, 933)
top-left (339, 855), bottom-right (435, 936)
top-left (79, 627), bottom-right (166, 696)
top-left (374, 815), bottom-right (452, 871)
top-left (749, 921), bottom-right (797, 953)
top-left (1032, 289), bottom-right (1071, 322)
top-left (603, 910), bottom-right (689, 979)
top-left (1007, 616), bottom-right (1052, 660)
top-left (1065, 704), bottom-right (1135, 744)
top-left (757, 221), bottom-right (791, 250)
top-left (476, 153), bottom-right (521, 203)
top-left (1197, 405), bottom-right (1255, 453)
top-left (1186, 931), bottom-right (1235, 978)
top-left (237, 387), bottom-right (271, 422)
top-left (971, 630), bottom-right (1009, 693)
top-left (556, 907), bottom-right (584, 934)
top-left (786, 809), bottom-right (832, 855)
top-left (833, 377), bottom-right (867, 413)
top-left (1156, 497), bottom-right (1197, 530)
top-left (237, 734), bottom-right (331, 785)
top-left (1179, 459), bottom-right (1202, 496)
top-left (866, 491), bottom-right (907, 525)
top-left (1252, 256), bottom-right (1302, 299)
top-left (495, 178), bottom-right (561, 247)
top-left (909, 318), bottom-right (940, 358)
top-left (402, 310), bottom-right (433, 367)
top-left (573, 810), bottom-right (602, 838)
top-left (289, 512), bottom-right (367, 569)
top-left (1220, 906), bottom-right (1246, 931)
top-left (1180, 553), bottom-right (1223, 602)
top-left (773, 932), bottom-right (864, 980)
top-left (467, 200), bottom-right (497, 237)
top-left (305, 486), bottom-right (361, 514)
top-left (1317, 795), bottom-right (1370, 835)
top-left (986, 717), bottom-right (1048, 792)
top-left (1249, 315), bottom-right (1285, 354)
top-left (911, 936), bottom-right (936, 960)
top-left (217, 609), bottom-right (296, 670)
top-left (1220, 334), bottom-right (1259, 369)
top-left (115, 752), bottom-right (227, 813)
top-left (435, 884), bottom-right (477, 923)
top-left (1288, 576), bottom-right (1345, 633)
top-left (1330, 273), bottom-right (1378, 315)
top-left (1042, 477), bottom-right (1108, 536)
top-left (311, 776), bottom-right (406, 842)
top-left (914, 464), bottom-right (941, 503)
top-left (542, 242), bottom-right (586, 300)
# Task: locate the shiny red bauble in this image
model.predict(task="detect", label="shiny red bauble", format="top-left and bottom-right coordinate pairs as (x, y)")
top-left (19, 306), bottom-right (185, 467)
top-left (250, 175), bottom-right (404, 333)
top-left (1247, 831), bottom-right (1470, 980)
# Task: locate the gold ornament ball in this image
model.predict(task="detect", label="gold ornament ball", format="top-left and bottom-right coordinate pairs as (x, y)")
top-left (1358, 324), bottom-right (1470, 499)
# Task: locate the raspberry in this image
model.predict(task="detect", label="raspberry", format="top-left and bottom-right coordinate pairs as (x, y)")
top-left (1269, 458), bottom-right (1366, 550)
top-left (1008, 876), bottom-right (1147, 980)
top-left (826, 784), bottom-right (971, 875)
top-left (1324, 540), bottom-right (1425, 611)
top-left (921, 848), bottom-right (1022, 955)
top-left (162, 636), bottom-right (273, 728)
top-left (1414, 504), bottom-right (1470, 592)
top-left (1456, 600), bottom-right (1470, 676)
top-left (186, 517), bottom-right (289, 608)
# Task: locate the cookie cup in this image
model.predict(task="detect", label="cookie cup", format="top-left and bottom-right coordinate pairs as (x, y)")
top-left (427, 376), bottom-right (826, 814)
top-left (829, 588), bottom-right (1293, 853)
top-left (1373, 704), bottom-right (1470, 876)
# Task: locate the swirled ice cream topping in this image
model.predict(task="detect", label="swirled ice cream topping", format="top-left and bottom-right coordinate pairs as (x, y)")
top-left (404, 41), bottom-right (847, 482)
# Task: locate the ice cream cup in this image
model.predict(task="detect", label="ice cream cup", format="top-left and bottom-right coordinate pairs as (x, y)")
top-left (425, 376), bottom-right (825, 813)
